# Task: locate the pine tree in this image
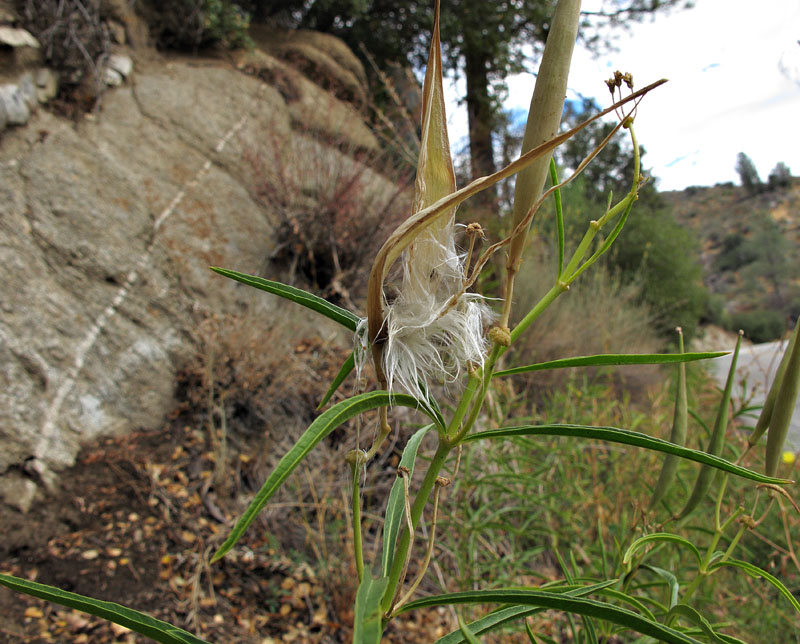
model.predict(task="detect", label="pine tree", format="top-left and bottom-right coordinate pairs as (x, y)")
top-left (735, 152), bottom-right (762, 195)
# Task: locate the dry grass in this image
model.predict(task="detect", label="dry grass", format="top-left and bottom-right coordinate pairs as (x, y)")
top-left (178, 300), bottom-right (443, 636)
top-left (503, 242), bottom-right (662, 403)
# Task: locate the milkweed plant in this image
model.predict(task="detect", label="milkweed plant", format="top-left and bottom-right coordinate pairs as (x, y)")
top-left (2, 0), bottom-right (799, 642)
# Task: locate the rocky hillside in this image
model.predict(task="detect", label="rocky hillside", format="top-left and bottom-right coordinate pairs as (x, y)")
top-left (664, 179), bottom-right (800, 340)
top-left (0, 8), bottom-right (412, 510)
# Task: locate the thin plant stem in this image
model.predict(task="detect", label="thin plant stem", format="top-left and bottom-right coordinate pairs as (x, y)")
top-left (720, 524), bottom-right (747, 563)
top-left (347, 452), bottom-right (365, 583)
top-left (381, 439), bottom-right (451, 614)
top-left (389, 466), bottom-right (415, 611)
top-left (365, 408), bottom-right (392, 461)
top-left (550, 158), bottom-right (565, 278)
top-left (715, 473), bottom-right (730, 531)
top-left (392, 477), bottom-right (449, 613)
top-left (448, 371), bottom-right (481, 440)
top-left (452, 343), bottom-right (503, 445)
top-left (509, 282), bottom-right (568, 346)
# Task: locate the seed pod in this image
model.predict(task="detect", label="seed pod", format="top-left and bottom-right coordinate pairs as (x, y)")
top-left (675, 331), bottom-right (743, 521)
top-left (765, 319), bottom-right (800, 477)
top-left (749, 320), bottom-right (798, 448)
top-left (506, 0), bottom-right (581, 274)
top-left (649, 328), bottom-right (688, 510)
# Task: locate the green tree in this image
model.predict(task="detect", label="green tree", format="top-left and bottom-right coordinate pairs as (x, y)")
top-left (248, 0), bottom-right (691, 184)
top-left (768, 161), bottom-right (792, 189)
top-left (735, 151), bottom-right (762, 195)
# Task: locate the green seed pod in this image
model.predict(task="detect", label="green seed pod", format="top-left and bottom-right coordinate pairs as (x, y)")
top-left (749, 320), bottom-right (798, 448)
top-left (675, 331), bottom-right (743, 521)
top-left (765, 319), bottom-right (800, 477)
top-left (649, 328), bottom-right (688, 510)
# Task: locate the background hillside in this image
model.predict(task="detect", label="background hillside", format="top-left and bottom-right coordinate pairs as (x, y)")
top-left (666, 176), bottom-right (800, 341)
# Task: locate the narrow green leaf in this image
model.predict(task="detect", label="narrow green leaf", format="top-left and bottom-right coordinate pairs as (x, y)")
top-left (623, 533), bottom-right (702, 567)
top-left (550, 158), bottom-right (565, 279)
top-left (666, 604), bottom-right (740, 644)
top-left (708, 559), bottom-right (800, 615)
top-left (0, 573), bottom-right (210, 644)
top-left (594, 587), bottom-right (656, 622)
top-left (494, 352), bottom-right (727, 378)
top-left (567, 195), bottom-right (634, 283)
top-left (317, 351), bottom-right (356, 409)
top-left (525, 618), bottom-right (539, 643)
top-left (381, 424), bottom-right (435, 576)
top-left (687, 409), bottom-right (711, 435)
top-left (463, 425), bottom-right (790, 485)
top-left (553, 548), bottom-right (597, 644)
top-left (397, 588), bottom-right (705, 644)
top-left (716, 634), bottom-right (750, 644)
top-left (212, 391), bottom-right (434, 563)
top-left (353, 574), bottom-right (389, 644)
top-left (457, 614), bottom-right (483, 644)
top-left (553, 552), bottom-right (580, 644)
top-left (640, 565), bottom-right (680, 610)
top-left (210, 267), bottom-right (360, 330)
top-left (433, 581), bottom-right (618, 644)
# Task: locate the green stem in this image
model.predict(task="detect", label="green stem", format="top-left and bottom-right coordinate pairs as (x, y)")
top-left (452, 343), bottom-right (503, 445)
top-left (700, 531), bottom-right (723, 574)
top-left (720, 505), bottom-right (745, 533)
top-left (509, 282), bottom-right (568, 345)
top-left (714, 473), bottom-right (730, 531)
top-left (682, 505), bottom-right (745, 604)
top-left (381, 439), bottom-right (452, 614)
top-left (561, 224), bottom-right (601, 281)
top-left (349, 456), bottom-right (365, 583)
top-left (448, 371), bottom-right (481, 440)
top-left (681, 570), bottom-right (706, 605)
top-left (720, 524), bottom-right (747, 563)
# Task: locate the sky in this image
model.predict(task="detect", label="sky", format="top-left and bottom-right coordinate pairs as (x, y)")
top-left (445, 0), bottom-right (800, 191)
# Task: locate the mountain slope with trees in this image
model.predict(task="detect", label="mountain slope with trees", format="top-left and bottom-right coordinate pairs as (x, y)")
top-left (664, 165), bottom-right (800, 341)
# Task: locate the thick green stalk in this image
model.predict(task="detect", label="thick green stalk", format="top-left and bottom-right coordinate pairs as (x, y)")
top-left (502, 0), bottom-right (581, 327)
top-left (506, 0), bottom-right (581, 273)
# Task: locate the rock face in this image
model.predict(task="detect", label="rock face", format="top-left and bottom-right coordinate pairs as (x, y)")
top-left (0, 34), bottom-right (391, 510)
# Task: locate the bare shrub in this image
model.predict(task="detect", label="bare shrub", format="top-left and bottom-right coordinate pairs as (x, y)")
top-left (244, 132), bottom-right (412, 307)
top-left (20, 0), bottom-right (110, 103)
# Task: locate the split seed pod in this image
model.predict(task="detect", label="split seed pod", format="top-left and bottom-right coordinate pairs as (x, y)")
top-left (364, 0), bottom-right (493, 400)
top-left (363, 2), bottom-right (666, 400)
